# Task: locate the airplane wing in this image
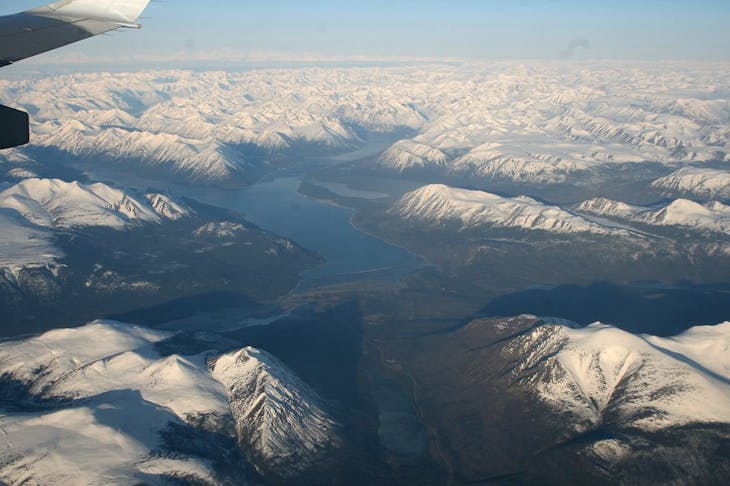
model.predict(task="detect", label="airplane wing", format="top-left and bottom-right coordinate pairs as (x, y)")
top-left (0, 0), bottom-right (151, 67)
top-left (0, 1), bottom-right (151, 149)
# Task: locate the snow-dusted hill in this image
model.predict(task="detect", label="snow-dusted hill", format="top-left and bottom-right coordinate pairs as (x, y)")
top-left (448, 143), bottom-right (592, 184)
top-left (0, 209), bottom-right (59, 269)
top-left (0, 321), bottom-right (226, 485)
top-left (0, 178), bottom-right (190, 230)
top-left (394, 182), bottom-right (730, 237)
top-left (379, 139), bottom-right (448, 172)
top-left (0, 321), bottom-right (341, 485)
top-left (505, 320), bottom-right (730, 433)
top-left (212, 347), bottom-right (341, 477)
top-left (652, 167), bottom-right (730, 200)
top-left (0, 179), bottom-right (192, 274)
top-left (578, 197), bottom-right (730, 234)
top-left (393, 184), bottom-right (623, 235)
top-left (1, 63), bottom-right (727, 185)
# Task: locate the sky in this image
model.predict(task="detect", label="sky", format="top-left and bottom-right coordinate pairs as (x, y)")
top-left (2, 0), bottom-right (730, 72)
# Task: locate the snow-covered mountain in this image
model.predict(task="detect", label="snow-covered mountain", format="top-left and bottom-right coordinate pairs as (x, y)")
top-left (393, 182), bottom-right (730, 245)
top-left (212, 347), bottom-right (341, 477)
top-left (0, 179), bottom-right (192, 274)
top-left (393, 184), bottom-right (623, 235)
top-left (0, 321), bottom-right (226, 485)
top-left (0, 209), bottom-right (59, 269)
top-left (1, 63), bottom-right (727, 185)
top-left (378, 139), bottom-right (448, 172)
top-left (505, 320), bottom-right (730, 433)
top-left (578, 197), bottom-right (730, 234)
top-left (0, 178), bottom-right (191, 230)
top-left (652, 167), bottom-right (730, 200)
top-left (448, 143), bottom-right (592, 184)
top-left (0, 321), bottom-right (341, 485)
top-left (0, 69), bottom-right (427, 183)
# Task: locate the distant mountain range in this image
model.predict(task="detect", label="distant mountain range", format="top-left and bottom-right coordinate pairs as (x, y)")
top-left (1, 64), bottom-right (727, 185)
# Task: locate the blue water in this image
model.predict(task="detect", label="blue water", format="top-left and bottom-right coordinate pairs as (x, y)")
top-left (187, 176), bottom-right (421, 285)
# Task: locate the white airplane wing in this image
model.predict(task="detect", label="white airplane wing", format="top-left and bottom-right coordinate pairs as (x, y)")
top-left (0, 0), bottom-right (151, 149)
top-left (0, 0), bottom-right (151, 67)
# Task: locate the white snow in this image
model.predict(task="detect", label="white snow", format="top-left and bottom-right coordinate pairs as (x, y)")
top-left (394, 184), bottom-right (623, 235)
top-left (652, 167), bottom-right (730, 200)
top-left (0, 321), bottom-right (340, 484)
top-left (0, 209), bottom-right (60, 268)
top-left (578, 197), bottom-right (730, 234)
top-left (194, 221), bottom-right (248, 239)
top-left (507, 321), bottom-right (730, 433)
top-left (211, 347), bottom-right (340, 476)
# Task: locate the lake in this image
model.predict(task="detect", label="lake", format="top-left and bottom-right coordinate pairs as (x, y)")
top-left (184, 176), bottom-right (423, 287)
top-left (81, 146), bottom-right (423, 289)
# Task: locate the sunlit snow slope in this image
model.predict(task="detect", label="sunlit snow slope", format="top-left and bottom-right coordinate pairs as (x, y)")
top-left (0, 321), bottom-right (341, 485)
top-left (506, 320), bottom-right (730, 432)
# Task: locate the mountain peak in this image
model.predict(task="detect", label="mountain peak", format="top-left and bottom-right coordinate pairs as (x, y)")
top-left (211, 347), bottom-right (341, 477)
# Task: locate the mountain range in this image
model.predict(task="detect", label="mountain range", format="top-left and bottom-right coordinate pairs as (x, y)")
top-left (1, 63), bottom-right (727, 186)
top-left (0, 321), bottom-right (341, 485)
top-left (1, 317), bottom-right (727, 485)
top-left (395, 183), bottom-right (730, 238)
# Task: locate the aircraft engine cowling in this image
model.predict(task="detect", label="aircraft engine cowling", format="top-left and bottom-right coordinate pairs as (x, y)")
top-left (0, 104), bottom-right (29, 149)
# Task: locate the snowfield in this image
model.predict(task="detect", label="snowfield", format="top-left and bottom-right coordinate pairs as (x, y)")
top-left (0, 209), bottom-right (60, 268)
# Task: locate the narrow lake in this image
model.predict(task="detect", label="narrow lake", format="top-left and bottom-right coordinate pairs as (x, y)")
top-left (82, 147), bottom-right (422, 288)
top-left (185, 175), bottom-right (422, 287)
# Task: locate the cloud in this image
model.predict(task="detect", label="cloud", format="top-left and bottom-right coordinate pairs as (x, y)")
top-left (561, 38), bottom-right (591, 58)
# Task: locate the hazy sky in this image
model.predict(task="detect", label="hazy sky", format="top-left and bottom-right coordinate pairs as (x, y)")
top-left (2, 0), bottom-right (730, 70)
